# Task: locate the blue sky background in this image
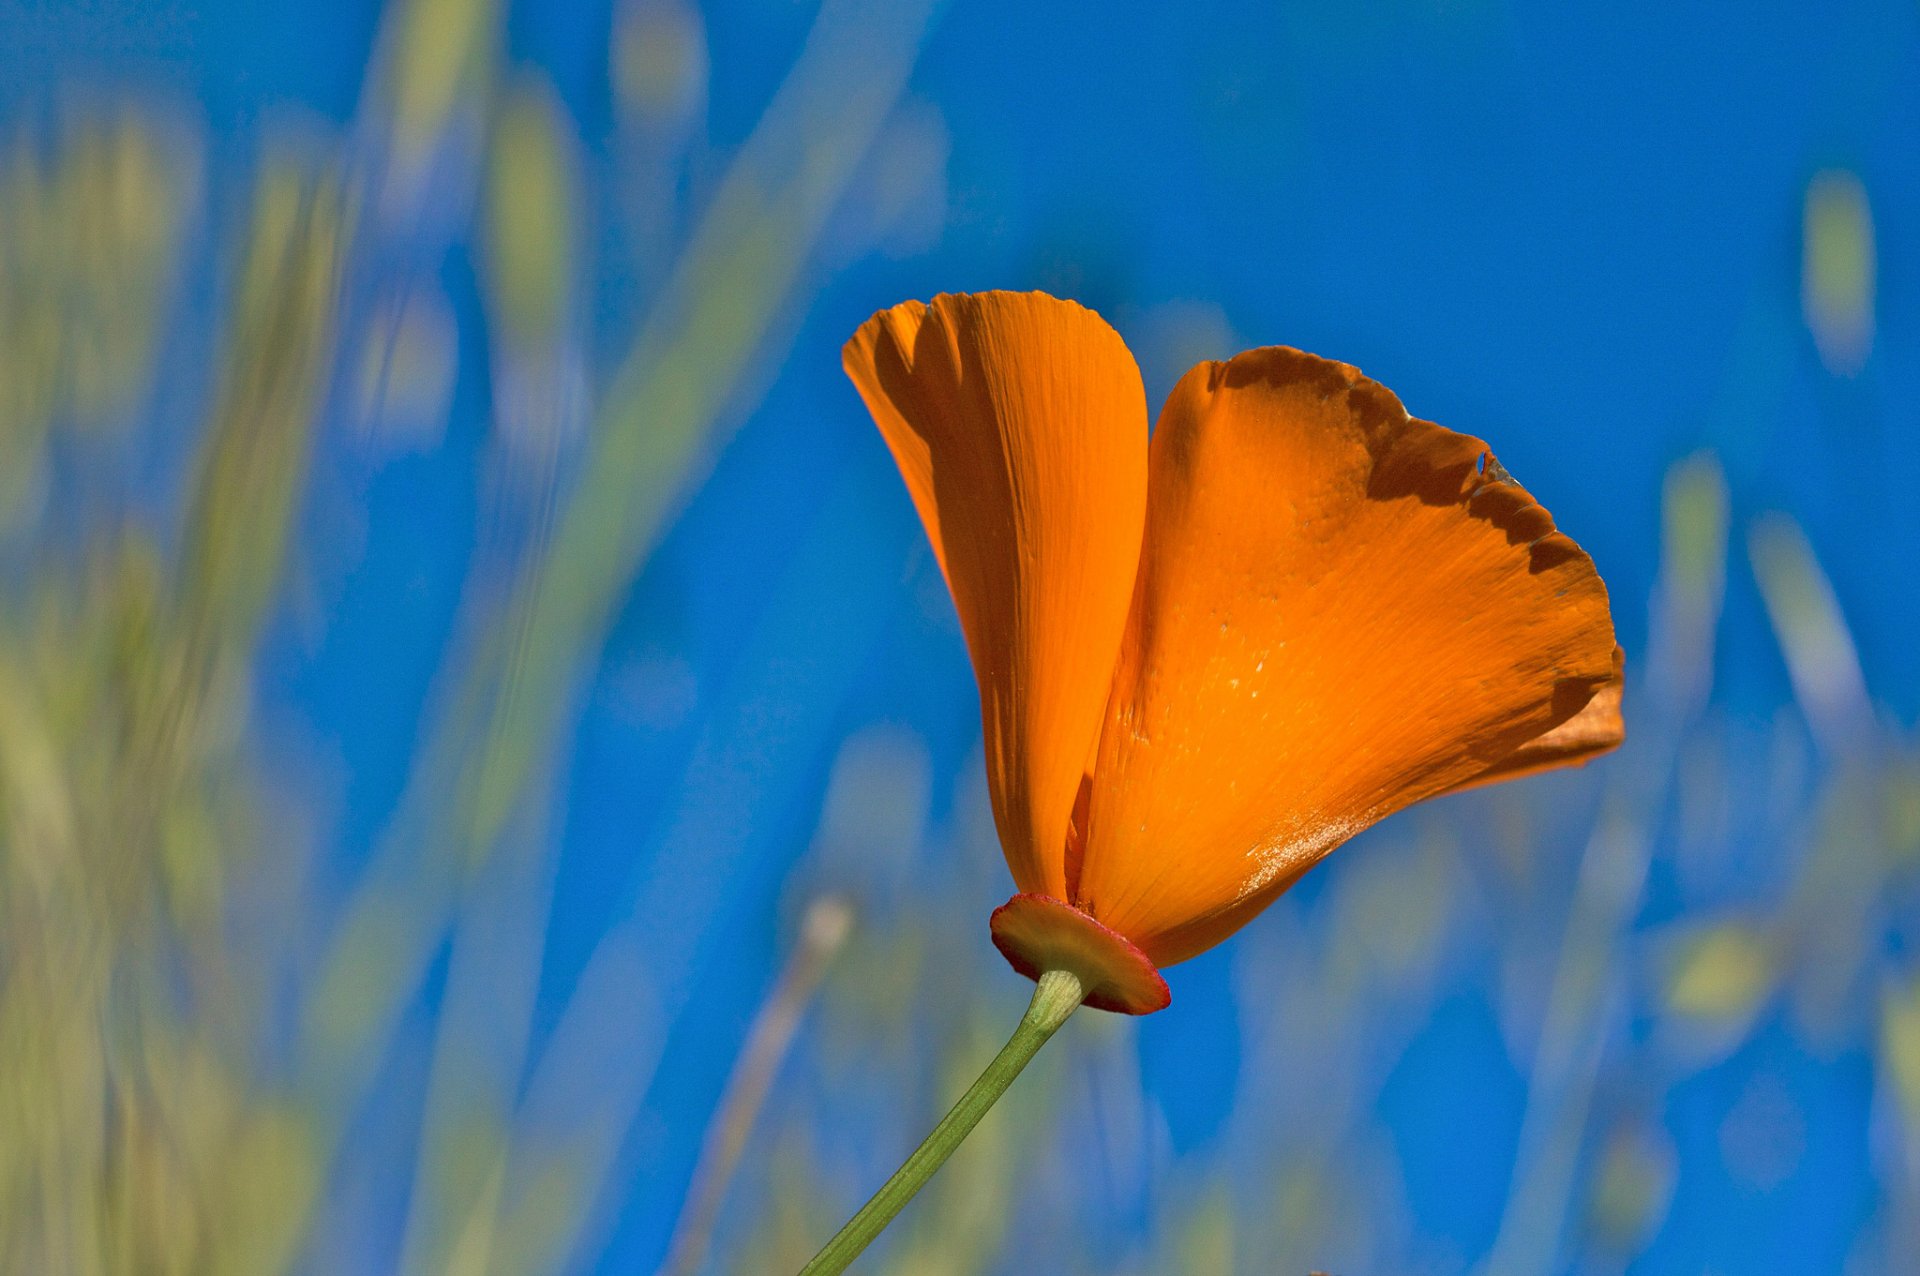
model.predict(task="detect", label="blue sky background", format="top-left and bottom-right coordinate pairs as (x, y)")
top-left (5, 0), bottom-right (1918, 1271)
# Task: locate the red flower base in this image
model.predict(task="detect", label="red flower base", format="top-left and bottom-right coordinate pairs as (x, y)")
top-left (989, 893), bottom-right (1171, 1015)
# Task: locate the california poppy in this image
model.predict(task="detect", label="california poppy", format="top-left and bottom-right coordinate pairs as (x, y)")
top-left (845, 290), bottom-right (1623, 1015)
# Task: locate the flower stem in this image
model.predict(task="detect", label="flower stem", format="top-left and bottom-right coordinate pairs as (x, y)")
top-left (796, 968), bottom-right (1086, 1275)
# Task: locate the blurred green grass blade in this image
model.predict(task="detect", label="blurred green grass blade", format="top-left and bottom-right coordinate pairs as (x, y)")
top-left (1748, 514), bottom-right (1871, 753)
top-left (461, 0), bottom-right (943, 851)
top-left (1801, 170), bottom-right (1875, 377)
top-left (656, 895), bottom-right (854, 1276)
top-left (396, 795), bottom-right (558, 1276)
top-left (484, 77), bottom-right (579, 351)
top-left (481, 462), bottom-right (909, 1276)
top-left (0, 107), bottom-right (197, 527)
top-left (0, 149), bottom-right (344, 1276)
top-left (380, 0), bottom-right (501, 200)
top-left (301, 0), bottom-right (941, 1252)
top-left (1650, 453), bottom-right (1728, 709)
top-left (181, 163), bottom-right (348, 653)
top-left (1662, 918), bottom-right (1776, 1027)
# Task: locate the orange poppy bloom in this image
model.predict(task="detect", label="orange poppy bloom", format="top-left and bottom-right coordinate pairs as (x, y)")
top-left (845, 291), bottom-right (1623, 1014)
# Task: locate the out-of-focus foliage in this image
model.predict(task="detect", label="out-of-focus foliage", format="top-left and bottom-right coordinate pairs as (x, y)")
top-left (1801, 170), bottom-right (1875, 378)
top-left (2, 2), bottom-right (1915, 1275)
top-left (0, 106), bottom-right (195, 523)
top-left (0, 155), bottom-right (343, 1275)
top-left (0, 0), bottom-right (937, 1271)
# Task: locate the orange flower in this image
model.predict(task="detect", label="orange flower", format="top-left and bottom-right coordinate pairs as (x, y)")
top-left (845, 291), bottom-right (1623, 1014)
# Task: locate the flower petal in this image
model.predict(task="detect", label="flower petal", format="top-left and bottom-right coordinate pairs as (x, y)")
top-left (1076, 348), bottom-right (1619, 966)
top-left (1443, 644), bottom-right (1625, 794)
top-left (844, 292), bottom-right (1148, 898)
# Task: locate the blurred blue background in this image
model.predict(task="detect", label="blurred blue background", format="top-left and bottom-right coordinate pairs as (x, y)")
top-left (1, 1), bottom-right (1915, 1273)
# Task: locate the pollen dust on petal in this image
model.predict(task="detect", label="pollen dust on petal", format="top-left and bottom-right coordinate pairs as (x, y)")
top-left (1235, 814), bottom-right (1367, 902)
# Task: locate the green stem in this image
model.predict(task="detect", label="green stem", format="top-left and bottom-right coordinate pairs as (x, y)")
top-left (797, 968), bottom-right (1086, 1275)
